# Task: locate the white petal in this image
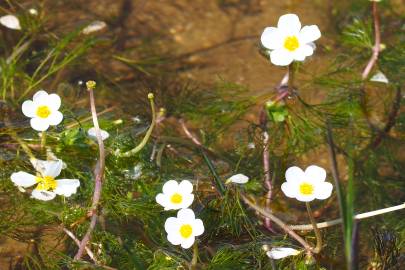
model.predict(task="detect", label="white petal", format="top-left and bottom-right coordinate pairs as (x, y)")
top-left (370, 71), bottom-right (389, 84)
top-left (305, 165), bottom-right (326, 183)
top-left (32, 90), bottom-right (49, 103)
top-left (82, 21), bottom-right (107, 35)
top-left (31, 189), bottom-right (56, 201)
top-left (47, 94), bottom-right (61, 110)
top-left (0, 15), bottom-right (21, 30)
top-left (43, 160), bottom-right (63, 178)
top-left (156, 193), bottom-right (167, 208)
top-left (270, 49), bottom-right (294, 66)
top-left (31, 158), bottom-right (66, 174)
top-left (285, 166), bottom-right (305, 182)
top-left (261, 27), bottom-right (283, 50)
top-left (192, 219), bottom-right (204, 236)
top-left (267, 247), bottom-right (300, 259)
top-left (177, 208), bottom-right (195, 221)
top-left (277, 14), bottom-right (301, 35)
top-left (167, 232), bottom-right (182, 245)
top-left (88, 127), bottom-right (110, 141)
top-left (165, 217), bottom-right (180, 234)
top-left (47, 111), bottom-right (63, 126)
top-left (22, 100), bottom-right (36, 117)
top-left (30, 117), bottom-right (50, 131)
top-left (54, 179), bottom-right (80, 197)
top-left (29, 9), bottom-right (38, 15)
top-left (292, 44), bottom-right (314, 61)
top-left (228, 174), bottom-right (249, 184)
top-left (314, 182), bottom-right (333, 200)
top-left (178, 180), bottom-right (193, 193)
top-left (10, 172), bottom-right (37, 188)
top-left (281, 182), bottom-right (298, 198)
top-left (162, 180), bottom-right (179, 194)
top-left (295, 193), bottom-right (316, 202)
top-left (298, 25), bottom-right (321, 44)
top-left (179, 194), bottom-right (194, 209)
top-left (180, 236), bottom-right (195, 249)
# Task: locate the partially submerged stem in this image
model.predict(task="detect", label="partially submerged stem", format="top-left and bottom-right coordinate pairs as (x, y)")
top-left (190, 242), bottom-right (198, 270)
top-left (305, 202), bottom-right (322, 253)
top-left (361, 1), bottom-right (381, 80)
top-left (115, 93), bottom-right (156, 157)
top-left (74, 81), bottom-right (106, 260)
top-left (240, 193), bottom-right (313, 253)
top-left (289, 202), bottom-right (405, 231)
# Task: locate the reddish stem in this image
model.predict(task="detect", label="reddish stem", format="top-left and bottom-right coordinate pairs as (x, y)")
top-left (362, 1), bottom-right (381, 80)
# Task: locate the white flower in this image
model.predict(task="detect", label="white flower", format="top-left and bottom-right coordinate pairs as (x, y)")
top-left (225, 174), bottom-right (249, 184)
top-left (87, 127), bottom-right (110, 141)
top-left (164, 208), bottom-right (204, 249)
top-left (22, 90), bottom-right (63, 131)
top-left (281, 165), bottom-right (333, 202)
top-left (82, 21), bottom-right (107, 35)
top-left (267, 247), bottom-right (301, 260)
top-left (10, 159), bottom-right (80, 201)
top-left (156, 180), bottom-right (194, 210)
top-left (261, 14), bottom-right (321, 66)
top-left (0, 15), bottom-right (21, 30)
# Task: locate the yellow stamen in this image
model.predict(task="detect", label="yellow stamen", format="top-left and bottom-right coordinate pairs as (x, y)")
top-left (36, 105), bottom-right (51, 118)
top-left (299, 182), bottom-right (314, 195)
top-left (170, 193), bottom-right (183, 204)
top-left (35, 176), bottom-right (57, 191)
top-left (284, 36), bottom-right (299, 51)
top-left (179, 224), bottom-right (193, 238)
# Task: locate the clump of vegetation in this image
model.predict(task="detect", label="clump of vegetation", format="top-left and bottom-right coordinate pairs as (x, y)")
top-left (0, 0), bottom-right (404, 269)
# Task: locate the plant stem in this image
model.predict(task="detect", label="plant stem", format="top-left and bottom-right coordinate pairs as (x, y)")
top-left (240, 193), bottom-right (313, 253)
top-left (115, 93), bottom-right (156, 157)
top-left (74, 81), bottom-right (106, 260)
top-left (361, 1), bottom-right (381, 80)
top-left (305, 202), bottom-right (322, 253)
top-left (40, 131), bottom-right (46, 150)
top-left (190, 242), bottom-right (198, 270)
top-left (289, 202), bottom-right (405, 231)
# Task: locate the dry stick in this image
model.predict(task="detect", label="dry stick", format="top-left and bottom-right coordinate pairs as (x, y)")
top-left (240, 193), bottom-right (313, 253)
top-left (361, 1), bottom-right (381, 80)
top-left (74, 81), bottom-right (106, 260)
top-left (179, 119), bottom-right (203, 147)
top-left (289, 202), bottom-right (405, 231)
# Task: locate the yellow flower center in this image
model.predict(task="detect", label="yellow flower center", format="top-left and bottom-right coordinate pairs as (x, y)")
top-left (35, 176), bottom-right (57, 191)
top-left (299, 182), bottom-right (314, 195)
top-left (36, 105), bottom-right (51, 118)
top-left (284, 36), bottom-right (299, 51)
top-left (179, 224), bottom-right (193, 238)
top-left (170, 193), bottom-right (183, 204)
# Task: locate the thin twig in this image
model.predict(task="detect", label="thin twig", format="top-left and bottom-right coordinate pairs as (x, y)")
top-left (179, 118), bottom-right (203, 146)
top-left (289, 202), bottom-right (405, 231)
top-left (361, 1), bottom-right (381, 80)
top-left (240, 193), bottom-right (313, 253)
top-left (74, 81), bottom-right (106, 260)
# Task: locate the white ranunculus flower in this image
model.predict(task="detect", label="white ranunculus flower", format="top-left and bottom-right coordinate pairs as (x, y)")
top-left (226, 173), bottom-right (249, 184)
top-left (267, 247), bottom-right (301, 259)
top-left (156, 180), bottom-right (194, 210)
top-left (0, 14), bottom-right (21, 30)
top-left (281, 165), bottom-right (333, 202)
top-left (261, 14), bottom-right (321, 66)
top-left (164, 208), bottom-right (204, 249)
top-left (370, 71), bottom-right (389, 84)
top-left (10, 159), bottom-right (80, 201)
top-left (22, 90), bottom-right (63, 131)
top-left (87, 127), bottom-right (110, 141)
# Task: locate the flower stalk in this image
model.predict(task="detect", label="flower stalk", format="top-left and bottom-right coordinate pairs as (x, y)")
top-left (74, 81), bottom-right (106, 260)
top-left (305, 202), bottom-right (322, 253)
top-left (190, 242), bottom-right (199, 270)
